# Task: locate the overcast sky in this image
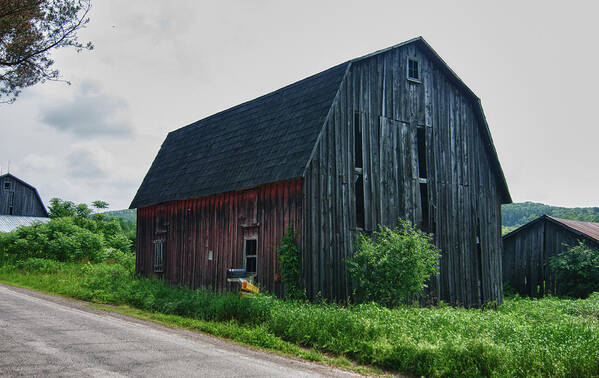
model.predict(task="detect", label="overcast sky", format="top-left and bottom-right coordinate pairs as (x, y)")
top-left (1, 0), bottom-right (597, 210)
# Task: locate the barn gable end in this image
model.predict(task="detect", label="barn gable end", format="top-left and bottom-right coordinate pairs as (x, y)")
top-left (0, 173), bottom-right (48, 217)
top-left (302, 38), bottom-right (509, 306)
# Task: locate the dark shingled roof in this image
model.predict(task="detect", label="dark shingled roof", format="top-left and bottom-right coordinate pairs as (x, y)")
top-left (131, 37), bottom-right (511, 209)
top-left (130, 62), bottom-right (349, 208)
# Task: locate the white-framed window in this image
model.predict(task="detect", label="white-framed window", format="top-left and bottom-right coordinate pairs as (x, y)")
top-left (153, 239), bottom-right (165, 273)
top-left (407, 57), bottom-right (421, 82)
top-left (244, 238), bottom-right (257, 275)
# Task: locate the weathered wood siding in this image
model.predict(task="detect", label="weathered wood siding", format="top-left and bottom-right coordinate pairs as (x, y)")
top-left (303, 44), bottom-right (504, 307)
top-left (0, 176), bottom-right (46, 217)
top-left (136, 179), bottom-right (302, 295)
top-left (503, 218), bottom-right (599, 297)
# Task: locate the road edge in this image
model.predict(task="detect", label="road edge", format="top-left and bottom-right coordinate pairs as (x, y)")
top-left (0, 281), bottom-right (392, 377)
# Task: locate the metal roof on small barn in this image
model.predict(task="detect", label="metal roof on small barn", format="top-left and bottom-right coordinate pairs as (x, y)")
top-left (0, 215), bottom-right (50, 233)
top-left (547, 216), bottom-right (599, 244)
top-left (503, 214), bottom-right (599, 245)
top-left (130, 62), bottom-right (350, 209)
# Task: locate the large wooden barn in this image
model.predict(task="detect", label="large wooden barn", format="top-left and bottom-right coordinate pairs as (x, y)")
top-left (131, 37), bottom-right (511, 307)
top-left (503, 215), bottom-right (599, 297)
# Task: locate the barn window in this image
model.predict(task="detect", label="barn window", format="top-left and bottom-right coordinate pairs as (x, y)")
top-left (153, 240), bottom-right (164, 273)
top-left (354, 112), bottom-right (363, 169)
top-left (419, 182), bottom-right (429, 232)
top-left (417, 126), bottom-right (427, 179)
top-left (354, 111), bottom-right (365, 230)
top-left (355, 175), bottom-right (365, 229)
top-left (407, 57), bottom-right (420, 81)
top-left (244, 238), bottom-right (257, 275)
top-left (3, 182), bottom-right (10, 190)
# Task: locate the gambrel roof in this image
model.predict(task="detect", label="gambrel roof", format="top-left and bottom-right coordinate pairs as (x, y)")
top-left (130, 37), bottom-right (510, 209)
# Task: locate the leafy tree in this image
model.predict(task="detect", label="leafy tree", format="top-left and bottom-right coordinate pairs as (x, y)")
top-left (48, 197), bottom-right (76, 218)
top-left (92, 200), bottom-right (108, 209)
top-left (347, 220), bottom-right (440, 307)
top-left (549, 241), bottom-right (599, 298)
top-left (0, 0), bottom-right (93, 103)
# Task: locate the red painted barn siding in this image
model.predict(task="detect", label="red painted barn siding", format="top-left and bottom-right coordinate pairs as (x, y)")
top-left (136, 179), bottom-right (302, 295)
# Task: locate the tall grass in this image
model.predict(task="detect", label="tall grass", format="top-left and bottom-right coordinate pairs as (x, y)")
top-left (1, 259), bottom-right (598, 377)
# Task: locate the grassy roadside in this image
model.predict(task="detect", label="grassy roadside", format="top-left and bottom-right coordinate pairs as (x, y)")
top-left (1, 259), bottom-right (599, 377)
top-left (88, 304), bottom-right (384, 376)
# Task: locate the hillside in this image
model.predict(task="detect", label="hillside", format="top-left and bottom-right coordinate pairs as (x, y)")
top-left (103, 209), bottom-right (136, 223)
top-left (502, 202), bottom-right (599, 227)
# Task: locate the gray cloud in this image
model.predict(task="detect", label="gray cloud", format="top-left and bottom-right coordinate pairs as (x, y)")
top-left (66, 149), bottom-right (107, 179)
top-left (39, 81), bottom-right (133, 137)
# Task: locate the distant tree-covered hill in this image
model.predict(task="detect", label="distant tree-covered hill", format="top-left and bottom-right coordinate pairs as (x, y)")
top-left (103, 209), bottom-right (136, 223)
top-left (502, 202), bottom-right (599, 227)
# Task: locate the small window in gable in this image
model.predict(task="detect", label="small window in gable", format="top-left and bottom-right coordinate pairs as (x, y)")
top-left (3, 182), bottom-right (10, 190)
top-left (407, 57), bottom-right (420, 82)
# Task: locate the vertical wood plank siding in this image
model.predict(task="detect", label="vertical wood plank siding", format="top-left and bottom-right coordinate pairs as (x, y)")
top-left (136, 179), bottom-right (302, 295)
top-left (0, 176), bottom-right (47, 217)
top-left (503, 218), bottom-right (599, 297)
top-left (303, 44), bottom-right (504, 307)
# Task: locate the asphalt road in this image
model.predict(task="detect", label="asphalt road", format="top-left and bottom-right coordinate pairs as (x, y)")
top-left (0, 284), bottom-right (359, 377)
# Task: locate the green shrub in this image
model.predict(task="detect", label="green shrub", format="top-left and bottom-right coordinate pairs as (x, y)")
top-left (346, 220), bottom-right (440, 307)
top-left (0, 218), bottom-right (106, 263)
top-left (0, 197), bottom-right (133, 263)
top-left (549, 241), bottom-right (599, 298)
top-left (277, 227), bottom-right (305, 300)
